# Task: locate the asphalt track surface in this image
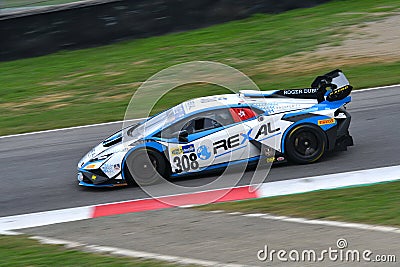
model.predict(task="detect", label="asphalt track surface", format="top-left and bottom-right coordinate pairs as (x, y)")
top-left (1, 86), bottom-right (399, 217)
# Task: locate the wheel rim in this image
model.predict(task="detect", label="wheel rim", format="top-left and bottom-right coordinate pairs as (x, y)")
top-left (131, 153), bottom-right (158, 180)
top-left (293, 130), bottom-right (319, 157)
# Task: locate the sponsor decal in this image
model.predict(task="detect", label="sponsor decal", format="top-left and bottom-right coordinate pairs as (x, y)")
top-left (114, 164), bottom-right (121, 171)
top-left (331, 85), bottom-right (349, 94)
top-left (199, 96), bottom-right (227, 103)
top-left (88, 149), bottom-right (97, 158)
top-left (318, 118), bottom-right (335, 126)
top-left (197, 145), bottom-right (212, 160)
top-left (283, 88), bottom-right (317, 95)
top-left (102, 164), bottom-right (121, 174)
top-left (171, 145), bottom-right (195, 155)
top-left (91, 175), bottom-right (97, 180)
top-left (102, 165), bottom-right (112, 173)
top-left (255, 122), bottom-right (280, 139)
top-left (173, 105), bottom-right (185, 119)
top-left (171, 147), bottom-right (183, 155)
top-left (185, 100), bottom-right (196, 110)
top-left (182, 144), bottom-right (195, 154)
top-left (277, 156), bottom-right (285, 161)
top-left (253, 103), bottom-right (302, 114)
top-left (200, 97), bottom-right (216, 103)
top-left (266, 157), bottom-right (275, 163)
top-left (213, 133), bottom-right (249, 154)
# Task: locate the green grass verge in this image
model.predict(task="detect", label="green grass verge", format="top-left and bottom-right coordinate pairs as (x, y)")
top-left (196, 181), bottom-right (400, 227)
top-left (0, 235), bottom-right (185, 267)
top-left (1, 0), bottom-right (79, 8)
top-left (1, 0), bottom-right (400, 135)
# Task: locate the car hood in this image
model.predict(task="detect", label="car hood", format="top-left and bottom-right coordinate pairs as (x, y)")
top-left (77, 129), bottom-right (136, 169)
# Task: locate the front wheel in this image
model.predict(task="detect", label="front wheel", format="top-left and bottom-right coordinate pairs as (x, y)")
top-left (123, 149), bottom-right (167, 186)
top-left (285, 124), bottom-right (327, 164)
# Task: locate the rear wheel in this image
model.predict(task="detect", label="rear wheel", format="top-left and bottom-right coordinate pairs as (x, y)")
top-left (124, 149), bottom-right (167, 186)
top-left (285, 124), bottom-right (327, 164)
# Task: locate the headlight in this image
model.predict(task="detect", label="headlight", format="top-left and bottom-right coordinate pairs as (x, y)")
top-left (84, 161), bottom-right (105, 170)
top-left (83, 154), bottom-right (111, 170)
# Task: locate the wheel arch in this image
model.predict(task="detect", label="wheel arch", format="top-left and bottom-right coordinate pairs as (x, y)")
top-left (281, 117), bottom-right (335, 154)
top-left (121, 141), bottom-right (169, 183)
top-left (281, 122), bottom-right (328, 154)
top-left (283, 122), bottom-right (328, 164)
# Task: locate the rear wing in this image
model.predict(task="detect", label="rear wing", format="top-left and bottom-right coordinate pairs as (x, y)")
top-left (239, 69), bottom-right (352, 103)
top-left (311, 69), bottom-right (353, 103)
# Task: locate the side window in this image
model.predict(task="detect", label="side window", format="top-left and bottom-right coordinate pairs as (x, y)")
top-left (182, 117), bottom-right (222, 134)
top-left (155, 119), bottom-right (188, 139)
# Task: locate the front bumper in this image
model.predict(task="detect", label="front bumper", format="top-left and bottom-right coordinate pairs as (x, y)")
top-left (78, 180), bottom-right (127, 187)
top-left (77, 169), bottom-right (127, 187)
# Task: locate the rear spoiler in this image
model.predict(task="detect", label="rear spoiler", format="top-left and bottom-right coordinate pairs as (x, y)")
top-left (239, 69), bottom-right (352, 103)
top-left (311, 69), bottom-right (353, 103)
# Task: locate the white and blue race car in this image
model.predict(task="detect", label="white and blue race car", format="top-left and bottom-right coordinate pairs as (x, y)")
top-left (77, 69), bottom-right (353, 187)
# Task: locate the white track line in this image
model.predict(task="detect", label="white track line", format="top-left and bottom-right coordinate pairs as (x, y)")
top-left (0, 118), bottom-right (144, 139)
top-left (352, 83), bottom-right (400, 93)
top-left (1, 165), bottom-right (399, 232)
top-left (1, 83), bottom-right (398, 139)
top-left (0, 206), bottom-right (93, 231)
top-left (257, 165), bottom-right (400, 198)
top-left (222, 212), bottom-right (400, 234)
top-left (0, 184), bottom-right (252, 231)
top-left (28, 236), bottom-right (251, 267)
top-left (1, 230), bottom-right (253, 266)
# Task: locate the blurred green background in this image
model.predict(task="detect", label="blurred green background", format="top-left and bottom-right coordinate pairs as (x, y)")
top-left (1, 0), bottom-right (400, 135)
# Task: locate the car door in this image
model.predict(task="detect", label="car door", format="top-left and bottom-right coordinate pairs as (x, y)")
top-left (166, 109), bottom-right (234, 174)
top-left (158, 107), bottom-right (261, 175)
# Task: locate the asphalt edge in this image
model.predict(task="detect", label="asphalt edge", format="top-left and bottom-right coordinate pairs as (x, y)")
top-left (1, 165), bottom-right (399, 232)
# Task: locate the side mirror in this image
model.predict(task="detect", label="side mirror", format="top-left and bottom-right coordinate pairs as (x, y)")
top-left (178, 130), bottom-right (189, 142)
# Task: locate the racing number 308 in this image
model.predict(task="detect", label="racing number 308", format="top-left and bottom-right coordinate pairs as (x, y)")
top-left (173, 153), bottom-right (199, 173)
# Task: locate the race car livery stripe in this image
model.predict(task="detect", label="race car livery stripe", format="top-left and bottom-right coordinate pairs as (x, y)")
top-left (282, 112), bottom-right (321, 122)
top-left (92, 186), bottom-right (258, 218)
top-left (214, 144), bottom-right (247, 158)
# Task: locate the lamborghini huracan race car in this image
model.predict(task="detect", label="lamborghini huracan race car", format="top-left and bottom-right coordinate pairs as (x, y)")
top-left (77, 69), bottom-right (353, 187)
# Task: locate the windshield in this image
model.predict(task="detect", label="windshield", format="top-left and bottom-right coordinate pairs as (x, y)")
top-left (126, 103), bottom-right (186, 139)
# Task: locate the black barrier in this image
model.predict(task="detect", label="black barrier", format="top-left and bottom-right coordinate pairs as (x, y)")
top-left (0, 0), bottom-right (331, 61)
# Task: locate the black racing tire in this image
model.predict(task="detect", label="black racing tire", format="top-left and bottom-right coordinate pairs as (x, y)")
top-left (285, 124), bottom-right (327, 164)
top-left (123, 149), bottom-right (167, 186)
